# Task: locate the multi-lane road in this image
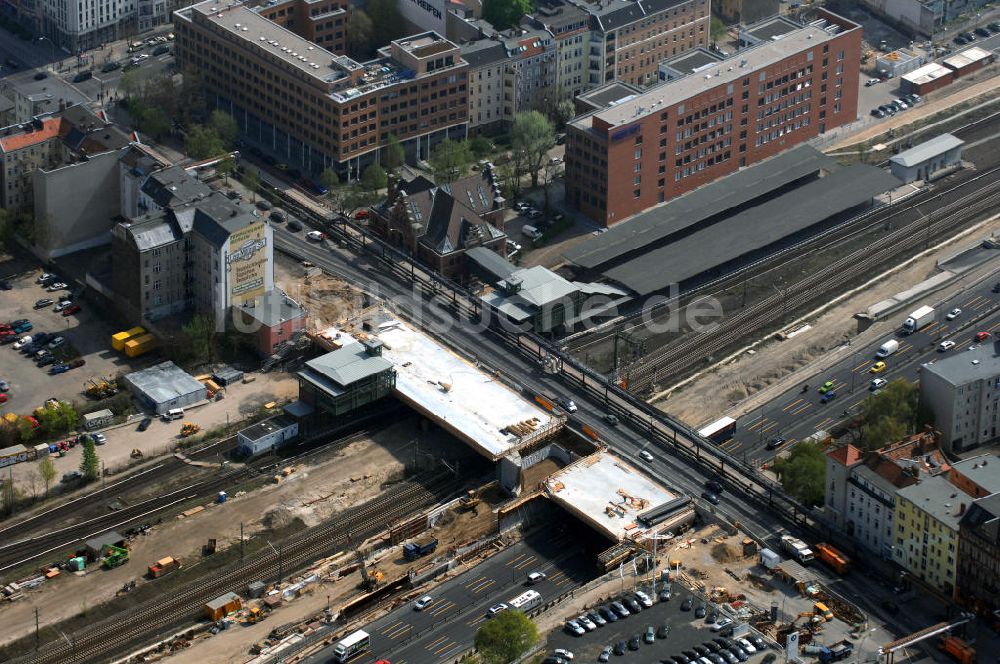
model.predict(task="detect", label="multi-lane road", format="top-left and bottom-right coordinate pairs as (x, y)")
top-left (725, 265), bottom-right (1000, 464)
top-left (302, 531), bottom-right (597, 664)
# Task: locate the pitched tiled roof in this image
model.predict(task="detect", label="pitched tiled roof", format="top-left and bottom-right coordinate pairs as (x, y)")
top-left (0, 117), bottom-right (61, 153)
top-left (827, 444), bottom-right (862, 467)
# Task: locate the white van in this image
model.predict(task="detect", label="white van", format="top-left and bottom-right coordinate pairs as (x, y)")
top-left (162, 408), bottom-right (184, 421)
top-left (522, 225), bottom-right (543, 240)
top-left (876, 339), bottom-right (899, 358)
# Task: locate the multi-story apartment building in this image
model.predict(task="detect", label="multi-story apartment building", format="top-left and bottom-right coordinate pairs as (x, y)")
top-left (824, 432), bottom-right (947, 560)
top-left (894, 456), bottom-right (1000, 597)
top-left (41, 0), bottom-right (164, 51)
top-left (525, 0), bottom-right (591, 99)
top-left (921, 343), bottom-right (1000, 455)
top-left (564, 11), bottom-right (862, 225)
top-left (461, 40), bottom-right (509, 133)
top-left (575, 0), bottom-right (711, 89)
top-left (956, 492), bottom-right (1000, 620)
top-left (501, 28), bottom-right (558, 122)
top-left (174, 1), bottom-right (468, 180)
top-left (257, 0), bottom-right (351, 57)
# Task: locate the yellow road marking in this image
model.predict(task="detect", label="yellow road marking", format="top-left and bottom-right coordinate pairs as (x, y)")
top-left (427, 636), bottom-right (449, 649)
top-left (761, 421), bottom-right (778, 433)
top-left (474, 579), bottom-right (496, 593)
top-left (852, 359), bottom-right (870, 372)
top-left (815, 417), bottom-right (834, 429)
top-left (434, 641), bottom-right (458, 655)
top-left (783, 399), bottom-right (803, 412)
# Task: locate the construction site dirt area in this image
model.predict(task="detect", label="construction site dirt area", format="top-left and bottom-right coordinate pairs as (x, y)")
top-left (274, 252), bottom-right (364, 328)
top-left (655, 211), bottom-right (1000, 428)
top-left (0, 416), bottom-right (487, 649)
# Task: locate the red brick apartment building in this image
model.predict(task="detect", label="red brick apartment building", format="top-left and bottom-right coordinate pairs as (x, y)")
top-left (565, 10), bottom-right (861, 225)
top-left (257, 0), bottom-right (351, 56)
top-left (174, 1), bottom-right (468, 179)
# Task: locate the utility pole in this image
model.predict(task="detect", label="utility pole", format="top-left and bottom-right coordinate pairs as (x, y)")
top-left (35, 607), bottom-right (39, 650)
top-left (240, 522), bottom-right (245, 563)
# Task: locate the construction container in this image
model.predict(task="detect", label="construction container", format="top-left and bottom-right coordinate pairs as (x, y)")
top-left (939, 636), bottom-right (976, 664)
top-left (112, 327), bottom-right (146, 352)
top-left (814, 542), bottom-right (851, 575)
top-left (148, 556), bottom-right (181, 578)
top-left (760, 548), bottom-right (780, 569)
top-left (205, 592), bottom-right (242, 621)
top-left (124, 333), bottom-right (157, 358)
top-left (67, 557), bottom-right (86, 571)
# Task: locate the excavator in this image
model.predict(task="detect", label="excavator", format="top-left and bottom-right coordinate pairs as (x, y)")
top-left (180, 422), bottom-right (201, 437)
top-left (458, 488), bottom-right (481, 515)
top-left (356, 550), bottom-right (384, 591)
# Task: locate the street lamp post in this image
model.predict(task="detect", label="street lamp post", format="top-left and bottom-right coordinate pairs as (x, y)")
top-left (37, 36), bottom-right (56, 72)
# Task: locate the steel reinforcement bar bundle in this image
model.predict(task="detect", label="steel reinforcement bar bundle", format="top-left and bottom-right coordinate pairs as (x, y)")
top-left (14, 474), bottom-right (455, 664)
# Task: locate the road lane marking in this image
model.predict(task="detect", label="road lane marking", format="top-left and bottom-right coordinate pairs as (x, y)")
top-left (852, 359), bottom-right (870, 372)
top-left (720, 439), bottom-right (741, 451)
top-left (426, 636), bottom-right (449, 649)
top-left (436, 641), bottom-right (461, 656)
top-left (790, 402), bottom-right (812, 416)
top-left (975, 299), bottom-right (994, 311)
top-left (761, 421), bottom-right (778, 434)
top-left (429, 601), bottom-right (455, 617)
top-left (746, 418), bottom-right (767, 432)
top-left (815, 417), bottom-right (833, 429)
top-left (783, 399), bottom-right (803, 412)
top-left (381, 621), bottom-right (403, 635)
top-left (385, 623), bottom-right (412, 639)
top-left (990, 320), bottom-right (1000, 333)
top-left (515, 556), bottom-right (537, 570)
top-left (923, 321), bottom-right (941, 335)
top-left (506, 554), bottom-right (527, 567)
top-left (464, 576), bottom-right (488, 589)
top-left (467, 616), bottom-right (486, 626)
top-left (963, 295), bottom-right (983, 307)
top-left (474, 579), bottom-right (496, 593)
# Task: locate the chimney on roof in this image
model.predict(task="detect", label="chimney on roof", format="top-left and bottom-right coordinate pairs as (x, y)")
top-left (959, 503), bottom-right (966, 515)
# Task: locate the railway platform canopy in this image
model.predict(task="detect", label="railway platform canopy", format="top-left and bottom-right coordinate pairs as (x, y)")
top-left (563, 145), bottom-right (901, 295)
top-left (542, 452), bottom-right (692, 542)
top-left (375, 318), bottom-right (561, 461)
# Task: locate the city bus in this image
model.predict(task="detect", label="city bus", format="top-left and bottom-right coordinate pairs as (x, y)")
top-left (508, 589), bottom-right (543, 612)
top-left (332, 630), bottom-right (371, 663)
top-left (698, 416), bottom-right (736, 444)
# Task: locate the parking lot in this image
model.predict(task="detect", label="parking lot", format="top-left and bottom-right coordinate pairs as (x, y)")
top-left (0, 264), bottom-right (130, 412)
top-left (546, 586), bottom-right (774, 664)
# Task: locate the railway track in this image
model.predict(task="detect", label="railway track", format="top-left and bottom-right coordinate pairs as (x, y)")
top-left (0, 429), bottom-right (373, 574)
top-left (624, 165), bottom-right (1000, 390)
top-left (13, 473), bottom-right (456, 664)
top-left (567, 119), bottom-right (1000, 355)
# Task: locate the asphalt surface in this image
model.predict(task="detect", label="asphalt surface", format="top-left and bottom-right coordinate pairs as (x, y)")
top-left (269, 222), bottom-right (944, 650)
top-left (725, 264), bottom-right (1000, 464)
top-left (546, 590), bottom-right (771, 664)
top-left (301, 529), bottom-right (600, 664)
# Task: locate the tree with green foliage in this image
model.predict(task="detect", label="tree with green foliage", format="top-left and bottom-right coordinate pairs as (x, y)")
top-left (182, 314), bottom-right (219, 365)
top-left (483, 0), bottom-right (533, 30)
top-left (552, 99), bottom-right (576, 129)
top-left (429, 138), bottom-right (473, 184)
top-left (368, 0), bottom-right (407, 49)
top-left (474, 610), bottom-right (538, 664)
top-left (512, 111), bottom-right (555, 188)
top-left (209, 110), bottom-right (239, 150)
top-left (217, 156), bottom-right (236, 185)
top-left (37, 401), bottom-right (78, 436)
top-left (16, 417), bottom-right (35, 443)
top-left (0, 208), bottom-right (14, 250)
top-left (360, 163), bottom-right (388, 193)
top-left (383, 135), bottom-right (406, 173)
top-left (137, 104), bottom-right (171, 140)
top-left (468, 136), bottom-right (494, 160)
top-left (772, 441), bottom-right (826, 506)
top-left (185, 125), bottom-right (226, 159)
top-left (38, 456), bottom-right (56, 496)
top-left (118, 66), bottom-right (154, 99)
top-left (860, 379), bottom-right (929, 449)
top-left (80, 437), bottom-right (100, 482)
top-left (346, 10), bottom-right (374, 59)
top-left (242, 166), bottom-right (261, 202)
top-left (319, 168), bottom-right (340, 192)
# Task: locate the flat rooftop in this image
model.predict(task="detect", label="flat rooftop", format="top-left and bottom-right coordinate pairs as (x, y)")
top-left (743, 15), bottom-right (802, 41)
top-left (375, 319), bottom-right (558, 460)
top-left (543, 452), bottom-right (684, 542)
top-left (240, 415), bottom-right (294, 442)
top-left (598, 164), bottom-right (901, 294)
top-left (576, 21), bottom-right (845, 129)
top-left (902, 62), bottom-right (952, 85)
top-left (661, 48), bottom-right (725, 75)
top-left (576, 82), bottom-right (644, 111)
top-left (944, 46), bottom-right (993, 69)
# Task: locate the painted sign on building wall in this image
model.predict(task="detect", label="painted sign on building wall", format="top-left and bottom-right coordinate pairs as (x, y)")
top-left (226, 222), bottom-right (269, 304)
top-left (397, 0), bottom-right (446, 36)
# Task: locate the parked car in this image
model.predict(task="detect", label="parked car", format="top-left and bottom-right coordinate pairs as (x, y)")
top-left (865, 77), bottom-right (880, 86)
top-left (737, 639), bottom-right (756, 654)
top-left (49, 364), bottom-right (70, 374)
top-left (975, 27), bottom-right (991, 37)
top-left (92, 433), bottom-right (107, 445)
top-left (62, 304), bottom-right (82, 316)
top-left (48, 336), bottom-right (65, 349)
top-left (870, 108), bottom-right (885, 118)
top-left (61, 470), bottom-right (83, 483)
top-left (0, 381), bottom-right (9, 392)
top-left (553, 650), bottom-right (574, 661)
top-left (611, 601), bottom-right (630, 617)
top-left (54, 300), bottom-right (73, 312)
top-left (612, 641), bottom-right (626, 656)
top-left (37, 273), bottom-right (58, 285)
top-left (627, 636), bottom-right (640, 651)
top-left (712, 618), bottom-right (734, 633)
top-left (37, 355), bottom-right (56, 367)
top-left (695, 604), bottom-right (707, 618)
top-left (138, 417), bottom-right (152, 432)
top-left (746, 635), bottom-right (765, 650)
top-left (33, 299), bottom-right (53, 309)
top-left (624, 597), bottom-right (642, 613)
top-left (13, 336), bottom-right (32, 350)
top-left (587, 611), bottom-right (606, 627)
top-left (644, 626), bottom-right (655, 644)
top-left (701, 491), bottom-right (720, 505)
top-left (33, 72), bottom-right (48, 80)
top-left (598, 647), bottom-right (611, 662)
top-left (46, 282), bottom-right (68, 292)
top-left (598, 606), bottom-right (619, 623)
top-left (658, 587), bottom-right (672, 602)
top-left (565, 620), bottom-right (585, 636)
top-left (287, 219), bottom-right (303, 232)
top-left (634, 590), bottom-right (653, 607)
top-left (680, 597), bottom-right (694, 611)
top-left (577, 615), bottom-right (597, 631)
top-left (152, 44), bottom-right (170, 55)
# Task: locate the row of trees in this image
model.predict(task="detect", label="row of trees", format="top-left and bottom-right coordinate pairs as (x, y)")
top-left (773, 379), bottom-right (931, 506)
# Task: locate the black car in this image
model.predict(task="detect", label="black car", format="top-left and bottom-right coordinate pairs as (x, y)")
top-left (702, 491), bottom-right (720, 505)
top-left (73, 70), bottom-right (93, 82)
top-left (695, 604), bottom-right (707, 618)
top-left (0, 281), bottom-right (10, 290)
top-left (287, 219), bottom-right (303, 232)
top-left (656, 624), bottom-right (671, 639)
top-left (993, 282), bottom-right (1000, 294)
top-left (680, 597), bottom-right (693, 611)
top-left (747, 635), bottom-right (765, 650)
top-left (954, 34), bottom-right (968, 45)
top-left (37, 355), bottom-right (56, 367)
top-left (719, 650), bottom-right (738, 664)
top-left (975, 27), bottom-right (991, 37)
top-left (880, 600), bottom-right (899, 614)
top-left (152, 44), bottom-right (170, 55)
top-left (670, 656), bottom-right (689, 664)
top-left (702, 642), bottom-right (721, 653)
top-left (101, 61), bottom-right (121, 72)
top-left (713, 639), bottom-right (731, 648)
top-left (705, 480), bottom-right (724, 494)
top-left (682, 651), bottom-right (699, 661)
top-left (989, 22), bottom-right (1000, 32)
top-left (693, 646), bottom-right (710, 657)
top-left (706, 610), bottom-right (719, 624)
top-left (137, 417), bottom-right (152, 432)
top-left (870, 108), bottom-right (885, 118)
top-left (728, 646), bottom-right (749, 662)
top-left (628, 636), bottom-right (640, 651)
top-left (599, 606), bottom-right (619, 623)
top-left (762, 655), bottom-right (777, 664)
top-left (624, 597), bottom-right (642, 613)
top-left (961, 31), bottom-right (975, 40)
top-left (709, 656), bottom-right (725, 664)
top-left (34, 72), bottom-right (48, 80)
top-left (613, 642), bottom-right (627, 657)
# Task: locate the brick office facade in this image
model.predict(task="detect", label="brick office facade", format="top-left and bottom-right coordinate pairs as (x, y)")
top-left (174, 2), bottom-right (469, 179)
top-left (565, 11), bottom-right (861, 225)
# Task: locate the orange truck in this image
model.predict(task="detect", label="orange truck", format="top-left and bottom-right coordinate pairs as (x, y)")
top-left (939, 636), bottom-right (977, 664)
top-left (148, 556), bottom-right (181, 578)
top-left (814, 542), bottom-right (851, 575)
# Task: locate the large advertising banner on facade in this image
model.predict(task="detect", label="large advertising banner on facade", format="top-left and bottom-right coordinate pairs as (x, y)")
top-left (227, 222), bottom-right (269, 305)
